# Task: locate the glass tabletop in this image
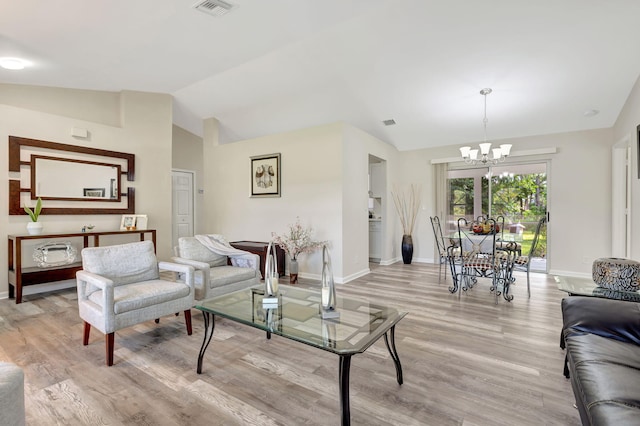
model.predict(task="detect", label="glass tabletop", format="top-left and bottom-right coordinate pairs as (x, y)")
top-left (554, 275), bottom-right (640, 302)
top-left (195, 285), bottom-right (407, 355)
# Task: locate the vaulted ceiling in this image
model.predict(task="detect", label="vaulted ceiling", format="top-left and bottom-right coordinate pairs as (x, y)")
top-left (2, 0), bottom-right (640, 151)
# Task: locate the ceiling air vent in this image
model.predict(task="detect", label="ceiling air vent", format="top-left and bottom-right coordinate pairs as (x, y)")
top-left (382, 119), bottom-right (396, 126)
top-left (193, 0), bottom-right (237, 17)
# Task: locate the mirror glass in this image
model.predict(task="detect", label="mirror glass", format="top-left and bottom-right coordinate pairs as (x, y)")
top-left (33, 156), bottom-right (121, 201)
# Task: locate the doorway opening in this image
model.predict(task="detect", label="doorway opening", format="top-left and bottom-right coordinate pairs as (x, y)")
top-left (447, 162), bottom-right (548, 272)
top-left (368, 155), bottom-right (386, 263)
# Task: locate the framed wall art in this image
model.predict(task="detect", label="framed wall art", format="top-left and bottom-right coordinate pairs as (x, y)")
top-left (251, 153), bottom-right (281, 198)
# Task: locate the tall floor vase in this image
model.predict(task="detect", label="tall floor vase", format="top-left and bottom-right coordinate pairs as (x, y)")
top-left (401, 234), bottom-right (413, 264)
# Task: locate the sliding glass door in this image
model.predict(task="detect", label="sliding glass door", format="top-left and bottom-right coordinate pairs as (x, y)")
top-left (446, 162), bottom-right (548, 272)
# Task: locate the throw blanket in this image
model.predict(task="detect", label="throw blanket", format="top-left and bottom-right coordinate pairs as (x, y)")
top-left (194, 234), bottom-right (259, 271)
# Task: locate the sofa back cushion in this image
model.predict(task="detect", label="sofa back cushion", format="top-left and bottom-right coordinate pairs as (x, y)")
top-left (81, 240), bottom-right (159, 286)
top-left (178, 237), bottom-right (227, 267)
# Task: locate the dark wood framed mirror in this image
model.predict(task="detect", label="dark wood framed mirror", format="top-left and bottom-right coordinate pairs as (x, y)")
top-left (8, 136), bottom-right (135, 215)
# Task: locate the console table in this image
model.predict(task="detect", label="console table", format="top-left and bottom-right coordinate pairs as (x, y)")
top-left (229, 241), bottom-right (285, 279)
top-left (7, 229), bottom-right (156, 304)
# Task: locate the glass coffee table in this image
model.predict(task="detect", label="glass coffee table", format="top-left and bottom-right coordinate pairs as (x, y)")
top-left (195, 285), bottom-right (407, 426)
top-left (554, 275), bottom-right (640, 302)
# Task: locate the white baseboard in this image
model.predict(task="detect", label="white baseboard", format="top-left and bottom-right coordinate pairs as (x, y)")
top-left (0, 280), bottom-right (76, 301)
top-left (548, 269), bottom-right (592, 279)
top-left (300, 267), bottom-right (371, 284)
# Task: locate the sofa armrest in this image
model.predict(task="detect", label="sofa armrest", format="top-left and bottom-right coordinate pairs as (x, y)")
top-left (562, 296), bottom-right (640, 345)
top-left (159, 261), bottom-right (194, 291)
top-left (171, 257), bottom-right (211, 273)
top-left (76, 270), bottom-right (114, 297)
top-left (76, 270), bottom-right (116, 316)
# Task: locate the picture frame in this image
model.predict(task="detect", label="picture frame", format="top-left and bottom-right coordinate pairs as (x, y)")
top-left (120, 214), bottom-right (137, 230)
top-left (83, 188), bottom-right (105, 197)
top-left (134, 214), bottom-right (148, 230)
top-left (251, 153), bottom-right (281, 198)
top-left (110, 178), bottom-right (118, 199)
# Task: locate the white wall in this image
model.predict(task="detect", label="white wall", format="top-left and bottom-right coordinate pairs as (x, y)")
top-left (613, 73), bottom-right (640, 260)
top-left (0, 86), bottom-right (174, 298)
top-left (202, 121), bottom-right (344, 279)
top-left (342, 125), bottom-right (400, 268)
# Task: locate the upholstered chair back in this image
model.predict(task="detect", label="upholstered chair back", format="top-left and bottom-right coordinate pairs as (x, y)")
top-left (81, 240), bottom-right (159, 286)
top-left (178, 237), bottom-right (227, 267)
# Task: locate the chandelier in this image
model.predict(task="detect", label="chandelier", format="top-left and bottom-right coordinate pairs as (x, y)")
top-left (460, 88), bottom-right (512, 165)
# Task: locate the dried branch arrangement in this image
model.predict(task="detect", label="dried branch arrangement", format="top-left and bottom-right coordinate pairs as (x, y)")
top-left (391, 184), bottom-right (421, 236)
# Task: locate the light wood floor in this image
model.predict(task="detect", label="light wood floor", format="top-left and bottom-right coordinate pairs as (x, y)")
top-left (0, 263), bottom-right (580, 425)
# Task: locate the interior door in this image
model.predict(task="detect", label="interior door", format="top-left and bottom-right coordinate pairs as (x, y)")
top-left (172, 170), bottom-right (194, 249)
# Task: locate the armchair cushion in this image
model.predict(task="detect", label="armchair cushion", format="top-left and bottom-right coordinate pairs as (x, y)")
top-left (208, 265), bottom-right (258, 288)
top-left (178, 237), bottom-right (227, 267)
top-left (88, 279), bottom-right (192, 315)
top-left (82, 240), bottom-right (159, 285)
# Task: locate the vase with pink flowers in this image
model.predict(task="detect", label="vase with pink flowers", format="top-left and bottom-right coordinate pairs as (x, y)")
top-left (271, 217), bottom-right (326, 284)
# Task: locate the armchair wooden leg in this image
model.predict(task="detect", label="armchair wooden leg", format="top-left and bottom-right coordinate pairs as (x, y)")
top-left (184, 309), bottom-right (192, 335)
top-left (106, 333), bottom-right (115, 366)
top-left (83, 321), bottom-right (91, 346)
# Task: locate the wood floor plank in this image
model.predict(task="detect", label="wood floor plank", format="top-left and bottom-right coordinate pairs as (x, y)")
top-left (0, 262), bottom-right (580, 425)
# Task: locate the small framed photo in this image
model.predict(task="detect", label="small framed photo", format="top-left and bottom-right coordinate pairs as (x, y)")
top-left (251, 153), bottom-right (281, 198)
top-left (110, 178), bottom-right (118, 199)
top-left (120, 214), bottom-right (137, 230)
top-left (83, 188), bottom-right (105, 197)
top-left (135, 214), bottom-right (148, 230)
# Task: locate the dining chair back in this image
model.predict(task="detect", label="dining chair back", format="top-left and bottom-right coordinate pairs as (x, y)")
top-left (430, 216), bottom-right (449, 283)
top-left (513, 216), bottom-right (547, 298)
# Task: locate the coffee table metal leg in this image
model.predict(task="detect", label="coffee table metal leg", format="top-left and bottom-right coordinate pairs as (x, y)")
top-left (197, 312), bottom-right (215, 374)
top-left (383, 325), bottom-right (403, 385)
top-left (339, 354), bottom-right (352, 426)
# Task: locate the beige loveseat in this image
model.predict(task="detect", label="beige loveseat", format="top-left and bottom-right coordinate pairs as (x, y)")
top-left (172, 236), bottom-right (260, 301)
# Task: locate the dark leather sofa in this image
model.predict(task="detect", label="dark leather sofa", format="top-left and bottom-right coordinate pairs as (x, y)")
top-left (561, 296), bottom-right (640, 425)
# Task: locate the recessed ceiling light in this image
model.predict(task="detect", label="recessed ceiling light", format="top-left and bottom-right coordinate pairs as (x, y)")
top-left (583, 109), bottom-right (599, 117)
top-left (0, 57), bottom-right (28, 70)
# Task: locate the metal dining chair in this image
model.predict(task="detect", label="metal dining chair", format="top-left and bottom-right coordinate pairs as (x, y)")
top-left (430, 216), bottom-right (449, 283)
top-left (430, 216), bottom-right (462, 283)
top-left (513, 216), bottom-right (547, 298)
